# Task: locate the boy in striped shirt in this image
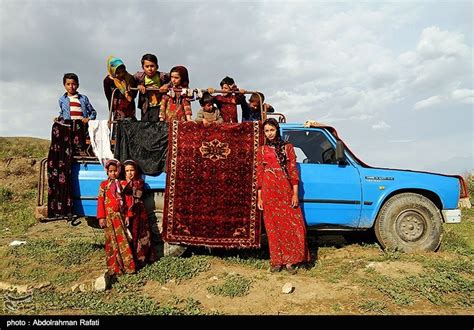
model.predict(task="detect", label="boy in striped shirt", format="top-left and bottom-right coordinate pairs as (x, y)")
top-left (58, 73), bottom-right (97, 122)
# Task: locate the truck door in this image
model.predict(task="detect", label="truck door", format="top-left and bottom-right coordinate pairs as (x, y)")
top-left (283, 129), bottom-right (362, 228)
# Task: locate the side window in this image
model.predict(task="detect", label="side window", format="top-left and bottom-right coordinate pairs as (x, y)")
top-left (283, 130), bottom-right (337, 164)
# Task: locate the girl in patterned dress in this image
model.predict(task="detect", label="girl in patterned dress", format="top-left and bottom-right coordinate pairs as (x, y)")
top-left (97, 159), bottom-right (136, 275)
top-left (257, 118), bottom-right (311, 274)
top-left (121, 160), bottom-right (157, 269)
top-left (159, 65), bottom-right (192, 123)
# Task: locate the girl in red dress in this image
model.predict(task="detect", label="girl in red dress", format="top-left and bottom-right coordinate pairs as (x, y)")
top-left (257, 118), bottom-right (311, 274)
top-left (122, 160), bottom-right (157, 269)
top-left (97, 159), bottom-right (136, 275)
top-left (159, 65), bottom-right (192, 123)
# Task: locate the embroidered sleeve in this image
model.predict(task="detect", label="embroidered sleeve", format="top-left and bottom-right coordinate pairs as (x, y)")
top-left (97, 181), bottom-right (107, 219)
top-left (256, 146), bottom-right (264, 190)
top-left (160, 95), bottom-right (168, 117)
top-left (183, 97), bottom-right (192, 116)
top-left (286, 144), bottom-right (299, 186)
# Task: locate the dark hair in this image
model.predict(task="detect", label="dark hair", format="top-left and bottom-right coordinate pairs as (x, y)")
top-left (199, 92), bottom-right (214, 106)
top-left (249, 92), bottom-right (265, 103)
top-left (63, 73), bottom-right (79, 85)
top-left (262, 118), bottom-right (281, 139)
top-left (141, 54), bottom-right (158, 66)
top-left (262, 118), bottom-right (288, 175)
top-left (170, 66), bottom-right (189, 88)
top-left (220, 76), bottom-right (235, 88)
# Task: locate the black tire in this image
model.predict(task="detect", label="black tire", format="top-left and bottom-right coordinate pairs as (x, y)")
top-left (374, 193), bottom-right (443, 252)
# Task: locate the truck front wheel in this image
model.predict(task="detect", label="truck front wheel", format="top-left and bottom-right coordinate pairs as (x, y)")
top-left (374, 193), bottom-right (443, 252)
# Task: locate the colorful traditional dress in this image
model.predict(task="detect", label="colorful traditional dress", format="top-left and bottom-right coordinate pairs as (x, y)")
top-left (257, 143), bottom-right (311, 267)
top-left (215, 93), bottom-right (245, 123)
top-left (159, 93), bottom-right (191, 123)
top-left (121, 178), bottom-right (156, 269)
top-left (103, 56), bottom-right (138, 121)
top-left (97, 179), bottom-right (136, 275)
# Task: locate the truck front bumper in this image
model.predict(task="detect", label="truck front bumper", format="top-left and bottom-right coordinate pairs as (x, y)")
top-left (442, 209), bottom-right (461, 223)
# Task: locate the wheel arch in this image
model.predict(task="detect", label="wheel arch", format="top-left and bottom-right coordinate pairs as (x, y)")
top-left (372, 188), bottom-right (443, 229)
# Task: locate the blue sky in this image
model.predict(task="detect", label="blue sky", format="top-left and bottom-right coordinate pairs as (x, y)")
top-left (0, 0), bottom-right (472, 174)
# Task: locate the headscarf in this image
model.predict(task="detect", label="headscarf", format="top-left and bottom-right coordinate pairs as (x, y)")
top-left (123, 159), bottom-right (137, 168)
top-left (105, 158), bottom-right (121, 174)
top-left (106, 55), bottom-right (131, 95)
top-left (104, 159), bottom-right (122, 199)
top-left (263, 118), bottom-right (288, 175)
top-left (170, 65), bottom-right (189, 88)
top-left (123, 159), bottom-right (139, 180)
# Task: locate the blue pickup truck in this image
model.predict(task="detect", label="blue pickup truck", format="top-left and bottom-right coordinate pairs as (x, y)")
top-left (44, 120), bottom-right (467, 253)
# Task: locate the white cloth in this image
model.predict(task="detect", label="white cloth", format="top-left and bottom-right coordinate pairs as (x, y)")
top-left (88, 120), bottom-right (114, 167)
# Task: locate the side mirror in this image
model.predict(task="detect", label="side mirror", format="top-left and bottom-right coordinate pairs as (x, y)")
top-left (335, 141), bottom-right (346, 165)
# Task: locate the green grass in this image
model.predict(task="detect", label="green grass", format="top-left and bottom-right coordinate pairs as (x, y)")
top-left (1, 288), bottom-right (207, 315)
top-left (358, 300), bottom-right (389, 314)
top-left (0, 137), bottom-right (49, 159)
top-left (2, 237), bottom-right (104, 285)
top-left (0, 189), bottom-right (37, 236)
top-left (135, 255), bottom-right (211, 284)
top-left (222, 256), bottom-right (269, 270)
top-left (207, 273), bottom-right (252, 298)
top-left (7, 238), bottom-right (102, 267)
top-left (361, 257), bottom-right (473, 307)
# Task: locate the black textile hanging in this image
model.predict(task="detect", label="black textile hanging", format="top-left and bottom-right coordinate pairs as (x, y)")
top-left (114, 121), bottom-right (168, 175)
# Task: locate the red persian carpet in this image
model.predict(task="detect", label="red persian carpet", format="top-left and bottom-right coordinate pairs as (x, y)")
top-left (162, 121), bottom-right (262, 248)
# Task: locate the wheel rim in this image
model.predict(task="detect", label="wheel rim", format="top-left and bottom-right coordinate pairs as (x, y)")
top-left (396, 210), bottom-right (427, 242)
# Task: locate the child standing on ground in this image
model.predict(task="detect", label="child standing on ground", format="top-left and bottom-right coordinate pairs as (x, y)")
top-left (97, 159), bottom-right (136, 275)
top-left (134, 54), bottom-right (170, 122)
top-left (208, 76), bottom-right (246, 123)
top-left (195, 92), bottom-right (223, 126)
top-left (159, 65), bottom-right (193, 123)
top-left (121, 160), bottom-right (156, 269)
top-left (103, 56), bottom-right (138, 121)
top-left (58, 73), bottom-right (97, 122)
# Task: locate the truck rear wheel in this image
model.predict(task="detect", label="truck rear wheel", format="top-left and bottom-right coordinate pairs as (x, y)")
top-left (374, 193), bottom-right (443, 252)
top-left (143, 191), bottom-right (187, 257)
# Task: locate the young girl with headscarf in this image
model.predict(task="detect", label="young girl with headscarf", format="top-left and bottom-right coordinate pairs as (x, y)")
top-left (257, 118), bottom-right (311, 274)
top-left (103, 56), bottom-right (138, 121)
top-left (97, 159), bottom-right (136, 275)
top-left (121, 159), bottom-right (157, 269)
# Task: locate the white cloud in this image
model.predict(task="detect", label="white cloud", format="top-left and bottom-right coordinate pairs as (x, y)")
top-left (414, 95), bottom-right (443, 110)
top-left (0, 1), bottom-right (472, 173)
top-left (452, 89), bottom-right (474, 104)
top-left (372, 121), bottom-right (391, 130)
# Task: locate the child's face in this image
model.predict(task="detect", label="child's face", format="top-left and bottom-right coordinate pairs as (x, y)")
top-left (264, 124), bottom-right (277, 141)
top-left (203, 103), bottom-right (214, 112)
top-left (125, 165), bottom-right (136, 181)
top-left (64, 79), bottom-right (78, 96)
top-left (222, 83), bottom-right (235, 95)
top-left (114, 66), bottom-right (126, 80)
top-left (143, 60), bottom-right (157, 77)
top-left (107, 165), bottom-right (119, 180)
top-left (250, 100), bottom-right (260, 111)
top-left (170, 71), bottom-right (181, 87)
